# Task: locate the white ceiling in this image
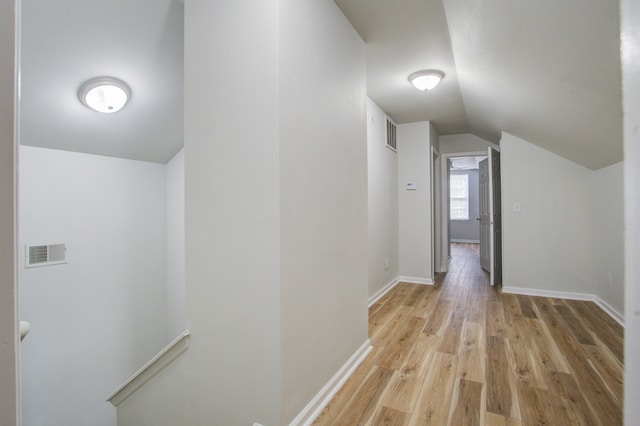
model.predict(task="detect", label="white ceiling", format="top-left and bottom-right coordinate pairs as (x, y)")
top-left (450, 156), bottom-right (487, 170)
top-left (20, 0), bottom-right (184, 164)
top-left (335, 0), bottom-right (623, 170)
top-left (20, 0), bottom-right (622, 169)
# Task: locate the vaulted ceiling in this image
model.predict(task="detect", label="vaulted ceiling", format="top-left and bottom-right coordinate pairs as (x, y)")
top-left (335, 0), bottom-right (623, 170)
top-left (20, 0), bottom-right (622, 169)
top-left (20, 0), bottom-right (184, 164)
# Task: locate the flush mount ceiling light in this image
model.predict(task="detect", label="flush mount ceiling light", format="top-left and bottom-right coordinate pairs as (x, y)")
top-left (408, 70), bottom-right (445, 91)
top-left (78, 77), bottom-right (131, 113)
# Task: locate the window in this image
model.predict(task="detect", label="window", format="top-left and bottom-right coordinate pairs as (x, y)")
top-left (450, 174), bottom-right (469, 220)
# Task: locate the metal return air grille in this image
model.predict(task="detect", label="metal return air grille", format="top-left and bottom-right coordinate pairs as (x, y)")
top-left (386, 119), bottom-right (397, 151)
top-left (26, 243), bottom-right (67, 268)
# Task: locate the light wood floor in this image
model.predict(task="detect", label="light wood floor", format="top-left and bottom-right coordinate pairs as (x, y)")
top-left (313, 243), bottom-right (624, 425)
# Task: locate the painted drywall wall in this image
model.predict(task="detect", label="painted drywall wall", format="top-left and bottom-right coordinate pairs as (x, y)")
top-left (367, 98), bottom-right (399, 297)
top-left (439, 133), bottom-right (497, 154)
top-left (501, 133), bottom-right (597, 295)
top-left (166, 148), bottom-right (185, 338)
top-left (0, 0), bottom-right (18, 423)
top-left (118, 1), bottom-right (283, 424)
top-left (430, 123), bottom-right (440, 152)
top-left (19, 146), bottom-right (169, 426)
top-left (280, 2), bottom-right (367, 419)
top-left (398, 121), bottom-right (434, 282)
top-left (450, 169), bottom-right (480, 242)
top-left (592, 162), bottom-right (624, 314)
top-left (117, 2), bottom-right (367, 424)
top-left (622, 0), bottom-right (640, 422)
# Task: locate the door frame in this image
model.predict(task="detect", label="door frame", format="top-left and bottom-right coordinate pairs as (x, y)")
top-left (2, 0), bottom-right (21, 423)
top-left (431, 147), bottom-right (441, 275)
top-left (479, 157), bottom-right (491, 273)
top-left (438, 151), bottom-right (487, 273)
top-left (488, 146), bottom-right (502, 286)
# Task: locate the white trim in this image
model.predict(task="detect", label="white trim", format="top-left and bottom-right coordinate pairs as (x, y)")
top-left (107, 331), bottom-right (191, 406)
top-left (431, 145), bottom-right (441, 277)
top-left (440, 151), bottom-right (488, 274)
top-left (501, 287), bottom-right (624, 327)
top-left (451, 239), bottom-right (480, 244)
top-left (594, 296), bottom-right (625, 327)
top-left (397, 276), bottom-right (434, 285)
top-left (368, 278), bottom-right (400, 307)
top-left (502, 286), bottom-right (593, 300)
top-left (289, 339), bottom-right (373, 426)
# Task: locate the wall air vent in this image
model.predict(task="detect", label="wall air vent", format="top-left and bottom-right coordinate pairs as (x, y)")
top-left (26, 243), bottom-right (67, 268)
top-left (386, 119), bottom-right (397, 152)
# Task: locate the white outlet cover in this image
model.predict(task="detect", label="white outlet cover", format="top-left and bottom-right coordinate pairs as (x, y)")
top-left (405, 182), bottom-right (417, 190)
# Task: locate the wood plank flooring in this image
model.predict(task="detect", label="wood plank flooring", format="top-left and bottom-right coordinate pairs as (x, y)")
top-left (313, 243), bottom-right (623, 425)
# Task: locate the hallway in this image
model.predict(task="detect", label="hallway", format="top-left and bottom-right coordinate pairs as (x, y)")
top-left (313, 243), bottom-right (623, 425)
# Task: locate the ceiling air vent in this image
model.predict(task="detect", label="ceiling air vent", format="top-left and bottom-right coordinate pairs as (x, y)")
top-left (386, 119), bottom-right (397, 152)
top-left (26, 243), bottom-right (67, 268)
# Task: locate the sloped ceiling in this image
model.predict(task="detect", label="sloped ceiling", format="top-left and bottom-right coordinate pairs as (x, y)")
top-left (20, 0), bottom-right (184, 164)
top-left (335, 0), bottom-right (623, 170)
top-left (20, 0), bottom-right (622, 169)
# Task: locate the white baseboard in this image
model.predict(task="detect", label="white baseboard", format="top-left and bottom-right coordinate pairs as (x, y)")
top-left (593, 296), bottom-right (624, 327)
top-left (368, 278), bottom-right (400, 307)
top-left (398, 276), bottom-right (434, 286)
top-left (451, 239), bottom-right (480, 244)
top-left (290, 339), bottom-right (373, 426)
top-left (501, 287), bottom-right (624, 327)
top-left (501, 286), bottom-right (593, 301)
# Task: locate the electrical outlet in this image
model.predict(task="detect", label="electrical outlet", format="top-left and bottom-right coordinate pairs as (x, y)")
top-left (384, 258), bottom-right (390, 270)
top-left (608, 272), bottom-right (613, 287)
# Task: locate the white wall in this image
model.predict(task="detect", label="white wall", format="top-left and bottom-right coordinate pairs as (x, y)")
top-left (279, 2), bottom-right (367, 418)
top-left (439, 133), bottom-right (497, 154)
top-left (622, 0), bottom-right (640, 421)
top-left (165, 148), bottom-right (185, 338)
top-left (430, 123), bottom-right (440, 152)
top-left (116, 2), bottom-right (367, 424)
top-left (501, 132), bottom-right (626, 314)
top-left (367, 98), bottom-right (399, 297)
top-left (19, 146), bottom-right (169, 426)
top-left (118, 1), bottom-right (283, 424)
top-left (398, 121), bottom-right (434, 282)
top-left (0, 0), bottom-right (18, 423)
top-left (501, 133), bottom-right (597, 295)
top-left (279, 1), bottom-right (368, 420)
top-left (592, 162), bottom-right (624, 314)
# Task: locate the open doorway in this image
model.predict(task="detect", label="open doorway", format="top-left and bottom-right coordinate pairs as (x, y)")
top-left (439, 149), bottom-right (502, 286)
top-left (439, 152), bottom-right (486, 273)
top-left (449, 155), bottom-right (486, 273)
top-left (18, 1), bottom-right (186, 424)
top-left (449, 156), bottom-right (485, 245)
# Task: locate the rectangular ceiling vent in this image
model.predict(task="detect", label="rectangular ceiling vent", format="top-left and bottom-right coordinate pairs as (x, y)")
top-left (386, 119), bottom-right (397, 152)
top-left (26, 243), bottom-right (67, 268)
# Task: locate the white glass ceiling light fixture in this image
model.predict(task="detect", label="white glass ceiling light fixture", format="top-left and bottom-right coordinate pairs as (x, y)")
top-left (408, 70), bottom-right (445, 91)
top-left (78, 77), bottom-right (131, 113)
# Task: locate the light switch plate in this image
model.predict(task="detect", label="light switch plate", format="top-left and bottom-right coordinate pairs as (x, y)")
top-left (405, 182), bottom-right (416, 190)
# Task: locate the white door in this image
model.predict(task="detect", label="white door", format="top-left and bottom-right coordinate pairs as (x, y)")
top-left (488, 147), bottom-right (502, 286)
top-left (479, 158), bottom-right (491, 272)
top-left (446, 159), bottom-right (452, 263)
